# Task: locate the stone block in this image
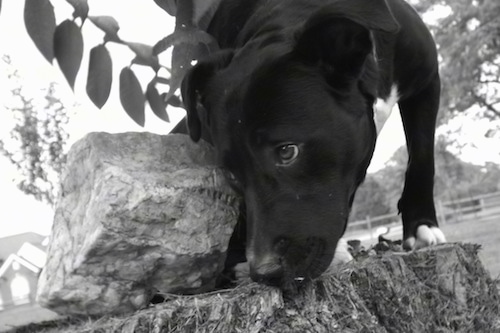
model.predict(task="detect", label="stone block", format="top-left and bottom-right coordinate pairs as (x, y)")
top-left (37, 132), bottom-right (240, 315)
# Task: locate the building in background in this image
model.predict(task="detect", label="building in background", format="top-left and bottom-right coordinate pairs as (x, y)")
top-left (0, 232), bottom-right (48, 309)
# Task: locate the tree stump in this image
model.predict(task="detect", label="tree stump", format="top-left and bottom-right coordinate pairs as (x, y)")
top-left (32, 243), bottom-right (500, 333)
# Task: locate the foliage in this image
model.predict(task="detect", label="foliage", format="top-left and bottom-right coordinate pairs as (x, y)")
top-left (350, 177), bottom-right (391, 221)
top-left (4, 0), bottom-right (499, 128)
top-left (0, 56), bottom-right (69, 205)
top-left (352, 148), bottom-right (406, 220)
top-left (13, 0), bottom-right (218, 127)
top-left (434, 136), bottom-right (500, 201)
top-left (356, 137), bottom-right (500, 219)
top-left (414, 0), bottom-right (500, 123)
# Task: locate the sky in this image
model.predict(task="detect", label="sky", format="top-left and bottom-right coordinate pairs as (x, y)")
top-left (0, 0), bottom-right (498, 238)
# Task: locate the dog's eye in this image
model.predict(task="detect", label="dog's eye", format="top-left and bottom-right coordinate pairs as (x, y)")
top-left (276, 144), bottom-right (299, 166)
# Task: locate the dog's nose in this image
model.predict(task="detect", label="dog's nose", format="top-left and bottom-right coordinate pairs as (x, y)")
top-left (249, 255), bottom-right (284, 286)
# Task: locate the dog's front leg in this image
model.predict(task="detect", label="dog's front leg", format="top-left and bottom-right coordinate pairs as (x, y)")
top-left (398, 74), bottom-right (446, 250)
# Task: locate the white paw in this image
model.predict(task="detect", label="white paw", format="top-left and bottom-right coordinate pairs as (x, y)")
top-left (330, 238), bottom-right (353, 266)
top-left (403, 225), bottom-right (446, 250)
top-left (234, 262), bottom-right (250, 282)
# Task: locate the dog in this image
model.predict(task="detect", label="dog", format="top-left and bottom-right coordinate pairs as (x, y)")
top-left (176, 0), bottom-right (446, 287)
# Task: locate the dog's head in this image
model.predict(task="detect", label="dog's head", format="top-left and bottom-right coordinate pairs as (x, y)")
top-left (182, 0), bottom-right (399, 286)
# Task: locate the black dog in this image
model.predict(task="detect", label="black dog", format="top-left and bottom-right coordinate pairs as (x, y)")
top-left (178, 0), bottom-right (446, 287)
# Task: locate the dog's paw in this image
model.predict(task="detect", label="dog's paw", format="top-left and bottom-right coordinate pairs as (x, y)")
top-left (403, 225), bottom-right (446, 250)
top-left (330, 238), bottom-right (354, 266)
top-left (233, 262), bottom-right (251, 283)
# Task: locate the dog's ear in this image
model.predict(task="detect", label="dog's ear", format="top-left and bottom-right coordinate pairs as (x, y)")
top-left (294, 0), bottom-right (399, 83)
top-left (181, 50), bottom-right (234, 142)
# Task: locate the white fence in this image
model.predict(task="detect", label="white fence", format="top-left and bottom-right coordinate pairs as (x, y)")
top-left (345, 191), bottom-right (500, 239)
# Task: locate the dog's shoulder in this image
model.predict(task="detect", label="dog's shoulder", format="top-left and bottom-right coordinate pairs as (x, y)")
top-left (207, 0), bottom-right (262, 48)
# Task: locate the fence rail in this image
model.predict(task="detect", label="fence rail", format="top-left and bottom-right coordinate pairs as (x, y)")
top-left (345, 191), bottom-right (500, 239)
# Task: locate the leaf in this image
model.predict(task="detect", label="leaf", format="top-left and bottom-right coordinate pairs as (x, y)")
top-left (24, 0), bottom-right (56, 63)
top-left (154, 27), bottom-right (218, 104)
top-left (153, 27), bottom-right (217, 55)
top-left (155, 76), bottom-right (170, 85)
top-left (86, 45), bottom-right (112, 109)
top-left (88, 15), bottom-right (121, 42)
top-left (146, 81), bottom-right (169, 122)
top-left (126, 42), bottom-right (160, 71)
top-left (153, 0), bottom-right (177, 16)
top-left (120, 67), bottom-right (145, 127)
top-left (164, 94), bottom-right (182, 108)
top-left (165, 42), bottom-right (210, 102)
top-left (54, 20), bottom-right (84, 89)
top-left (66, 0), bottom-right (89, 21)
top-left (175, 0), bottom-right (193, 28)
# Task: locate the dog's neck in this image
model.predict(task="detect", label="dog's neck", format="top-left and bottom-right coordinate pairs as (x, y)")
top-left (191, 0), bottom-right (223, 30)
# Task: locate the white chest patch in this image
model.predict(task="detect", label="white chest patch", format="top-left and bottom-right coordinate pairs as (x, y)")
top-left (374, 85), bottom-right (399, 135)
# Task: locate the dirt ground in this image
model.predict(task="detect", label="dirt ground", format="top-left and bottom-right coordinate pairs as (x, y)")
top-left (0, 303), bottom-right (59, 332)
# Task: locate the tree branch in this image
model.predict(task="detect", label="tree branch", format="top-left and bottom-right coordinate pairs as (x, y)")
top-left (479, 79), bottom-right (500, 84)
top-left (473, 93), bottom-right (500, 118)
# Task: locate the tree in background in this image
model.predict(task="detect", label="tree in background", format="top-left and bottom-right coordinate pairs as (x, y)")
top-left (434, 135), bottom-right (500, 201)
top-left (364, 147), bottom-right (408, 215)
top-left (350, 177), bottom-right (391, 221)
top-left (361, 137), bottom-right (500, 219)
top-left (414, 0), bottom-right (500, 123)
top-left (0, 56), bottom-right (69, 205)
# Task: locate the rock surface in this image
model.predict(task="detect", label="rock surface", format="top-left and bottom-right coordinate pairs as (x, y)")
top-left (37, 132), bottom-right (240, 316)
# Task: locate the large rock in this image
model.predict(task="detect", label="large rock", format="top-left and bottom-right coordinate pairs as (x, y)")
top-left (37, 132), bottom-right (240, 316)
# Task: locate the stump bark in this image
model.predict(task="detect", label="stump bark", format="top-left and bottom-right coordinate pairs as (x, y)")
top-left (31, 243), bottom-right (500, 333)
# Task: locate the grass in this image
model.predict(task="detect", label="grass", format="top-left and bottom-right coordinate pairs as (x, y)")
top-left (441, 215), bottom-right (500, 279)
top-left (345, 214), bottom-right (500, 279)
